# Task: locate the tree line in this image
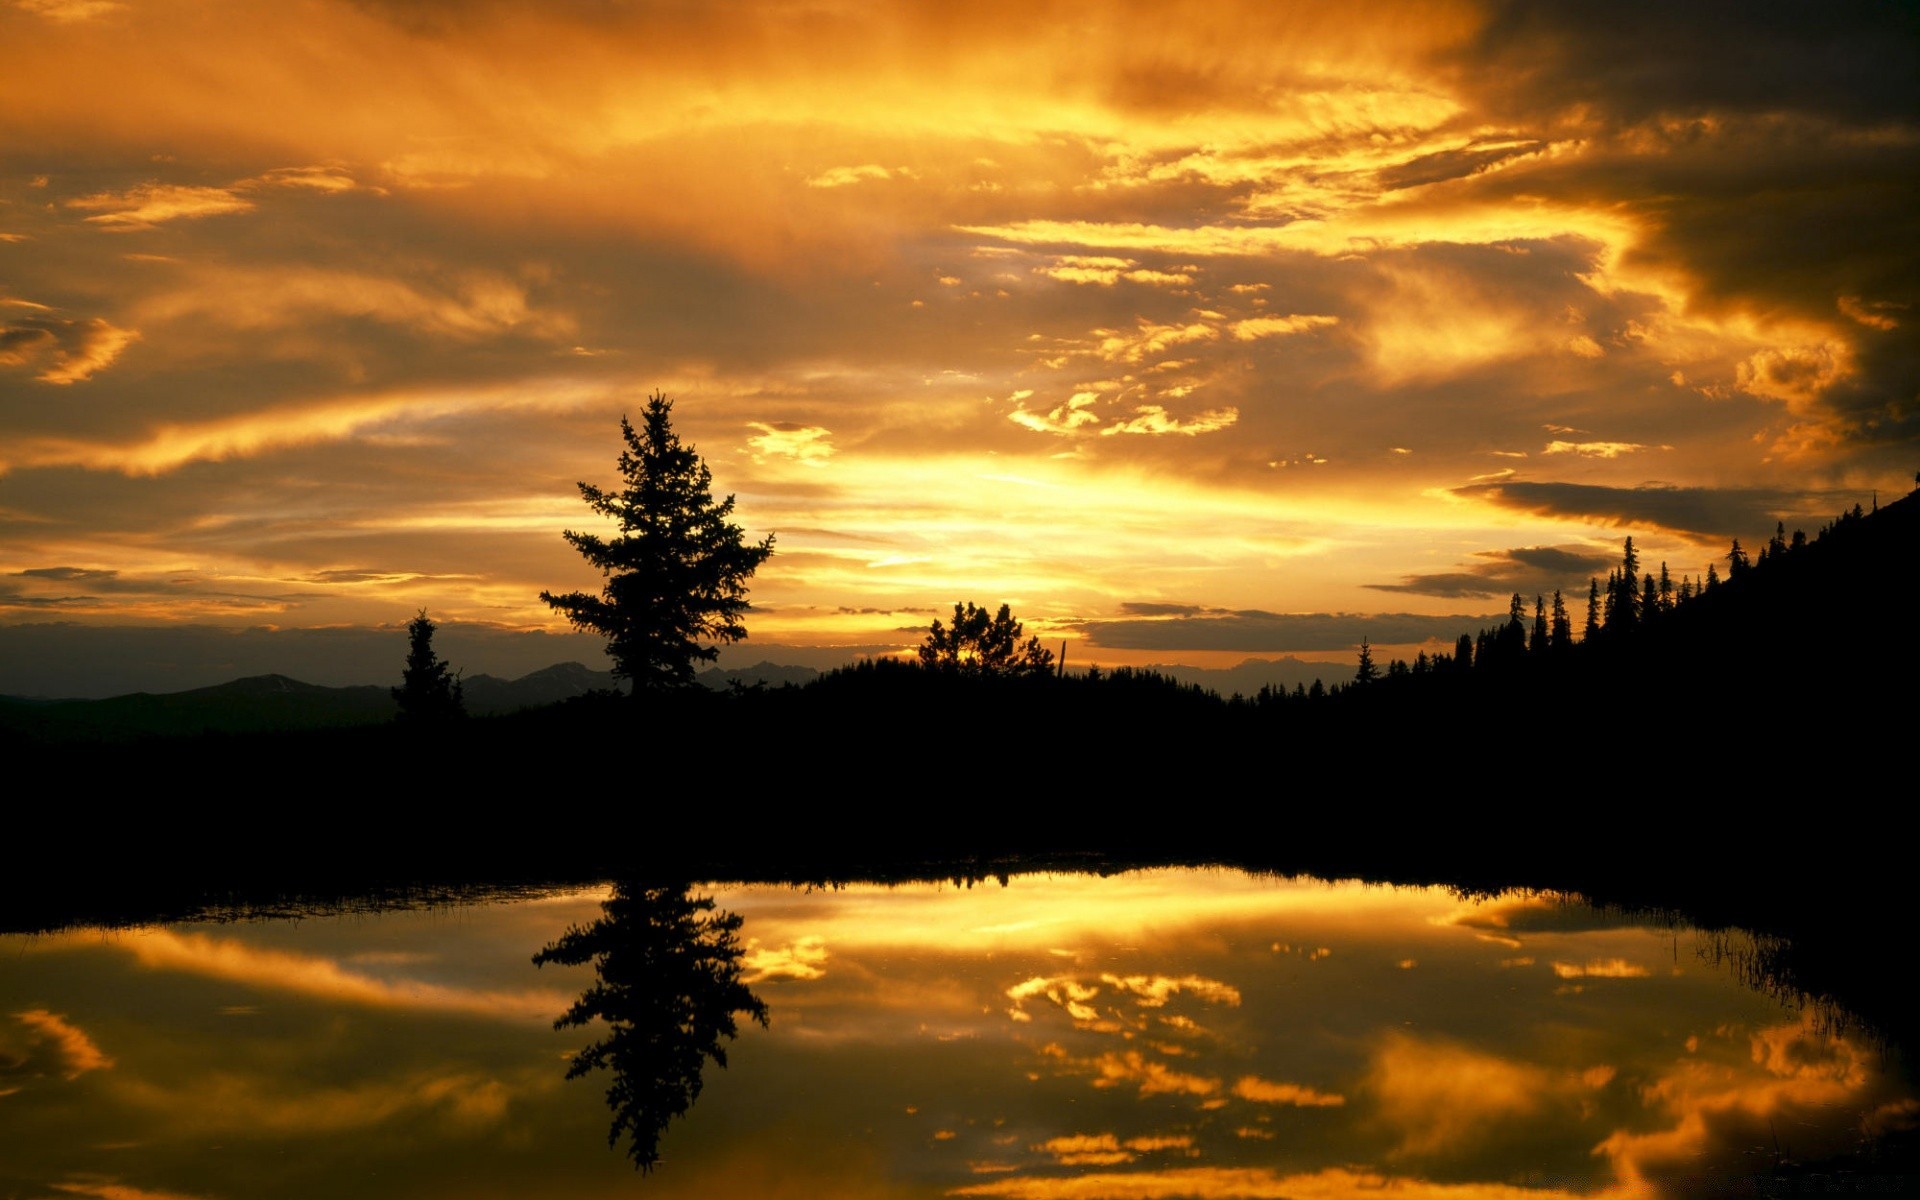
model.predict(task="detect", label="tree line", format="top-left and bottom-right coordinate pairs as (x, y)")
top-left (392, 389), bottom-right (1915, 728)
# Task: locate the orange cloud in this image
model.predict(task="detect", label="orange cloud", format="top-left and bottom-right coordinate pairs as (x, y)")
top-left (949, 1165), bottom-right (1583, 1199)
top-left (1595, 1015), bottom-right (1888, 1194)
top-left (1549, 958), bottom-right (1650, 979)
top-left (67, 183), bottom-right (254, 228)
top-left (741, 935), bottom-right (828, 982)
top-left (8, 1009), bottom-right (114, 1079)
top-left (109, 928), bottom-right (568, 1021)
top-left (1230, 1074), bottom-right (1344, 1107)
top-left (1367, 1033), bottom-right (1550, 1159)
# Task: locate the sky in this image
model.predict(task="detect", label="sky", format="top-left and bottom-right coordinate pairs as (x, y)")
top-left (7, 872), bottom-right (1908, 1198)
top-left (3, 0), bottom-right (1916, 695)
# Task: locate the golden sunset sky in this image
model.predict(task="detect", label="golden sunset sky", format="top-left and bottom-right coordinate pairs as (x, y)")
top-left (3, 0), bottom-right (1915, 693)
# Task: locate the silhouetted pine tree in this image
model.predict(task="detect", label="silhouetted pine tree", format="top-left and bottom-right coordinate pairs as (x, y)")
top-left (393, 609), bottom-right (464, 723)
top-left (1354, 636), bottom-right (1378, 686)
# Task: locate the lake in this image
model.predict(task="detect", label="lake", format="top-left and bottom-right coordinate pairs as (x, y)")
top-left (3, 869), bottom-right (1912, 1198)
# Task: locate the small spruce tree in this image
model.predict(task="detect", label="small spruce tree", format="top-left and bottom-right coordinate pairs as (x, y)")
top-left (394, 609), bottom-right (464, 722)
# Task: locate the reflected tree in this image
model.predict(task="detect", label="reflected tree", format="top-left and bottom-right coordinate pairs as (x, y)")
top-left (533, 884), bottom-right (768, 1172)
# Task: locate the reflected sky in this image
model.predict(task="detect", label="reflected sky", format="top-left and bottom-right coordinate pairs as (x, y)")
top-left (3, 871), bottom-right (1912, 1199)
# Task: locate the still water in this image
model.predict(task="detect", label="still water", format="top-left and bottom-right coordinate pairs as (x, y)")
top-left (2, 870), bottom-right (1911, 1198)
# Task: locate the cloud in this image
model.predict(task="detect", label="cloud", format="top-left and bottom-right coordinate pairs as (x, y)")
top-left (1227, 314), bottom-right (1338, 341)
top-left (1034, 1133), bottom-right (1196, 1166)
top-left (2, 1009), bottom-right (114, 1082)
top-left (1376, 137), bottom-right (1549, 191)
top-left (133, 264), bottom-right (572, 342)
top-left (1035, 256), bottom-right (1195, 288)
top-left (67, 183), bottom-right (255, 228)
top-left (1086, 1049), bottom-right (1220, 1098)
top-left (1837, 294), bottom-right (1901, 331)
top-left (248, 164), bottom-right (362, 193)
top-left (113, 1067), bottom-right (516, 1137)
top-left (1094, 319), bottom-right (1218, 364)
top-left (1367, 1033), bottom-right (1551, 1160)
top-left (62, 166), bottom-right (366, 231)
top-left (742, 935), bottom-right (828, 982)
top-left (1079, 609), bottom-right (1502, 652)
top-left (806, 164), bottom-right (901, 189)
top-left (0, 312), bottom-right (138, 383)
top-left (1540, 441), bottom-right (1650, 459)
top-left (1367, 545), bottom-right (1616, 599)
top-left (1230, 1074), bottom-right (1344, 1107)
top-left (13, 0), bottom-right (126, 21)
top-left (949, 1165), bottom-right (1584, 1199)
top-left (48, 1182), bottom-right (211, 1200)
top-left (1010, 392), bottom-right (1103, 436)
top-left (1549, 959), bottom-right (1649, 979)
top-left (1454, 480), bottom-right (1842, 539)
top-left (1100, 405), bottom-right (1238, 437)
top-left (1006, 976), bottom-right (1103, 1025)
top-left (747, 422), bottom-right (835, 466)
top-left (1099, 974), bottom-right (1240, 1009)
top-left (1595, 1015), bottom-right (1893, 1195)
top-left (109, 928), bottom-right (569, 1021)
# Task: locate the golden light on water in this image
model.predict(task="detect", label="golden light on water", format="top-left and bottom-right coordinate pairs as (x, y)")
top-left (3, 872), bottom-right (1908, 1198)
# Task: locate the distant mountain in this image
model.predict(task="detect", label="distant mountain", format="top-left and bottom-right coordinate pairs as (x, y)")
top-left (0, 673), bottom-right (396, 741)
top-left (462, 661), bottom-right (619, 714)
top-left (0, 657), bottom-right (828, 740)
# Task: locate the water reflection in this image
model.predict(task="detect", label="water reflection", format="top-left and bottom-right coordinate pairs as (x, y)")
top-left (532, 883), bottom-right (766, 1171)
top-left (0, 871), bottom-right (1912, 1198)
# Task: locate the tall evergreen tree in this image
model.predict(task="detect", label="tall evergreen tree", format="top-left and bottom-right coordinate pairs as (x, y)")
top-left (1726, 538), bottom-right (1750, 579)
top-left (1584, 578), bottom-right (1601, 641)
top-left (1550, 589), bottom-right (1572, 651)
top-left (1530, 595), bottom-right (1548, 656)
top-left (541, 394), bottom-right (776, 692)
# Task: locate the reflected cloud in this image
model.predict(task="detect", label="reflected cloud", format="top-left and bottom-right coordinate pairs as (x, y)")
top-left (50, 1180), bottom-right (214, 1200)
top-left (1550, 959), bottom-right (1650, 980)
top-left (1043, 1046), bottom-right (1222, 1099)
top-left (1230, 1075), bottom-right (1344, 1108)
top-left (1100, 974), bottom-right (1240, 1009)
top-left (1035, 1132), bottom-right (1197, 1166)
top-left (3, 1009), bottom-right (114, 1083)
top-left (1367, 1033), bottom-right (1556, 1160)
top-left (1596, 1014), bottom-right (1894, 1194)
top-left (0, 309), bottom-right (138, 384)
top-left (106, 928), bottom-right (567, 1020)
top-left (3, 872), bottom-right (1913, 1197)
top-left (949, 1164), bottom-right (1583, 1199)
top-left (112, 1067), bottom-right (519, 1136)
top-left (742, 935), bottom-right (828, 982)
